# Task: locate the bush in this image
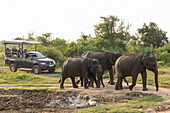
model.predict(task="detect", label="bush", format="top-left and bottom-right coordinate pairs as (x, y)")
top-left (0, 52), bottom-right (5, 66)
top-left (154, 43), bottom-right (170, 65)
top-left (158, 61), bottom-right (165, 66)
top-left (39, 47), bottom-right (65, 68)
top-left (0, 70), bottom-right (40, 81)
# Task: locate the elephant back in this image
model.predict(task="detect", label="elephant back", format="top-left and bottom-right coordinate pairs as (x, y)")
top-left (83, 51), bottom-right (107, 62)
top-left (63, 57), bottom-right (84, 75)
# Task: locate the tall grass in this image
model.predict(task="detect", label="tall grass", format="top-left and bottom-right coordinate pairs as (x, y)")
top-left (0, 70), bottom-right (40, 82)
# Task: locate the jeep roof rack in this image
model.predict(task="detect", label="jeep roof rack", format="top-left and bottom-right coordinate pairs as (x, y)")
top-left (3, 40), bottom-right (41, 45)
top-left (3, 40), bottom-right (42, 56)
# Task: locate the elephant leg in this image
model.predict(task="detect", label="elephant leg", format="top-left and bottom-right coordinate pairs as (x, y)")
top-left (88, 79), bottom-right (91, 87)
top-left (71, 77), bottom-right (78, 88)
top-left (60, 76), bottom-right (66, 89)
top-left (100, 71), bottom-right (105, 87)
top-left (141, 71), bottom-right (148, 91)
top-left (115, 72), bottom-right (123, 90)
top-left (100, 74), bottom-right (105, 87)
top-left (76, 77), bottom-right (80, 85)
top-left (119, 76), bottom-right (123, 89)
top-left (124, 77), bottom-right (129, 86)
top-left (108, 67), bottom-right (115, 85)
top-left (89, 79), bottom-right (94, 87)
top-left (90, 74), bottom-right (99, 88)
top-left (129, 74), bottom-right (138, 91)
top-left (80, 77), bottom-right (84, 87)
top-left (84, 77), bottom-right (89, 89)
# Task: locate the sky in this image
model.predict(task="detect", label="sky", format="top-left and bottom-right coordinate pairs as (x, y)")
top-left (0, 0), bottom-right (170, 42)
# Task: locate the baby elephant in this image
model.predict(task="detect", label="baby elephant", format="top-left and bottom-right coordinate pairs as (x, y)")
top-left (115, 54), bottom-right (158, 91)
top-left (59, 57), bottom-right (103, 89)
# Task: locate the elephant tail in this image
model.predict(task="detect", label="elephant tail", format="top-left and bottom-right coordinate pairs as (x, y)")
top-left (59, 60), bottom-right (68, 83)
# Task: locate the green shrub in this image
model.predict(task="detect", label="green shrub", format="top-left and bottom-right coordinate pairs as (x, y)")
top-left (0, 52), bottom-right (5, 66)
top-left (0, 70), bottom-right (40, 81)
top-left (39, 47), bottom-right (65, 68)
top-left (158, 61), bottom-right (165, 66)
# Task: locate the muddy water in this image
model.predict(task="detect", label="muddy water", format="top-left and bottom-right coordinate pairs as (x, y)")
top-left (45, 94), bottom-right (100, 108)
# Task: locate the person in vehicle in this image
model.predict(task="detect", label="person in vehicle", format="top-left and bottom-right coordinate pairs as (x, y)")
top-left (18, 48), bottom-right (23, 58)
top-left (11, 46), bottom-right (17, 58)
top-left (5, 48), bottom-right (11, 57)
top-left (12, 46), bottom-right (17, 54)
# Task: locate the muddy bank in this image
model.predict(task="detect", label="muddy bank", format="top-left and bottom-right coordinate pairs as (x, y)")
top-left (0, 89), bottom-right (164, 113)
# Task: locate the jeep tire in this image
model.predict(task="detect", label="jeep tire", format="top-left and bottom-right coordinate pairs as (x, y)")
top-left (10, 63), bottom-right (17, 72)
top-left (33, 65), bottom-right (41, 74)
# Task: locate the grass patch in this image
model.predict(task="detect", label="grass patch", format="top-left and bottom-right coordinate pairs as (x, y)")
top-left (123, 95), bottom-right (163, 108)
top-left (0, 87), bottom-right (55, 91)
top-left (0, 70), bottom-right (41, 82)
top-left (137, 95), bottom-right (163, 102)
top-left (75, 105), bottom-right (144, 113)
top-left (0, 68), bottom-right (72, 85)
top-left (105, 91), bottom-right (113, 93)
top-left (64, 85), bottom-right (74, 88)
top-left (125, 91), bottom-right (143, 96)
top-left (164, 102), bottom-right (170, 105)
top-left (124, 100), bottom-right (157, 108)
top-left (0, 84), bottom-right (58, 87)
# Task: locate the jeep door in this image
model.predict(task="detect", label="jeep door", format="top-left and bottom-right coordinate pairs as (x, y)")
top-left (16, 58), bottom-right (25, 68)
top-left (25, 54), bottom-right (33, 68)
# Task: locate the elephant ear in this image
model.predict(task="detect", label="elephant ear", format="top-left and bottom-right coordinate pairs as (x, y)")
top-left (141, 56), bottom-right (148, 67)
top-left (108, 52), bottom-right (116, 65)
top-left (87, 58), bottom-right (93, 68)
top-left (131, 54), bottom-right (144, 73)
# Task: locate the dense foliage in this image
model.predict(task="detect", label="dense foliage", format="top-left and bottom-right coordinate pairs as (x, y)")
top-left (0, 15), bottom-right (169, 67)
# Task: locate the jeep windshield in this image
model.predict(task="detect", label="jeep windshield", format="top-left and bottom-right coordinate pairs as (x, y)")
top-left (29, 52), bottom-right (45, 59)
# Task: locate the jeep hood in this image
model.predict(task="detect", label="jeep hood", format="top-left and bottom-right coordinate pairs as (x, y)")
top-left (36, 58), bottom-right (54, 62)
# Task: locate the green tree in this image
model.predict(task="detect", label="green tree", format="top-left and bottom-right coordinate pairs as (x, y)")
top-left (36, 33), bottom-right (52, 46)
top-left (51, 37), bottom-right (67, 53)
top-left (94, 15), bottom-right (130, 51)
top-left (65, 42), bottom-right (79, 57)
top-left (138, 22), bottom-right (169, 48)
top-left (14, 37), bottom-right (24, 40)
top-left (77, 32), bottom-right (91, 43)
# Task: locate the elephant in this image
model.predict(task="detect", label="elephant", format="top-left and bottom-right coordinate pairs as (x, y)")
top-left (115, 54), bottom-right (159, 91)
top-left (59, 57), bottom-right (103, 89)
top-left (82, 50), bottom-right (122, 85)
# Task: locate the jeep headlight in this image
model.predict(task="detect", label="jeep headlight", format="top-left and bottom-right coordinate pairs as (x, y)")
top-left (40, 62), bottom-right (46, 65)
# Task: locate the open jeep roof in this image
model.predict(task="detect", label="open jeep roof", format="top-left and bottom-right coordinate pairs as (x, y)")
top-left (3, 40), bottom-right (41, 45)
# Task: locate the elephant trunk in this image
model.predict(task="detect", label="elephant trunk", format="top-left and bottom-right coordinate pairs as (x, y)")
top-left (154, 69), bottom-right (159, 91)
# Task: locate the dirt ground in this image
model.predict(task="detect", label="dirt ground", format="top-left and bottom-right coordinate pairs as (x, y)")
top-left (0, 79), bottom-right (170, 113)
